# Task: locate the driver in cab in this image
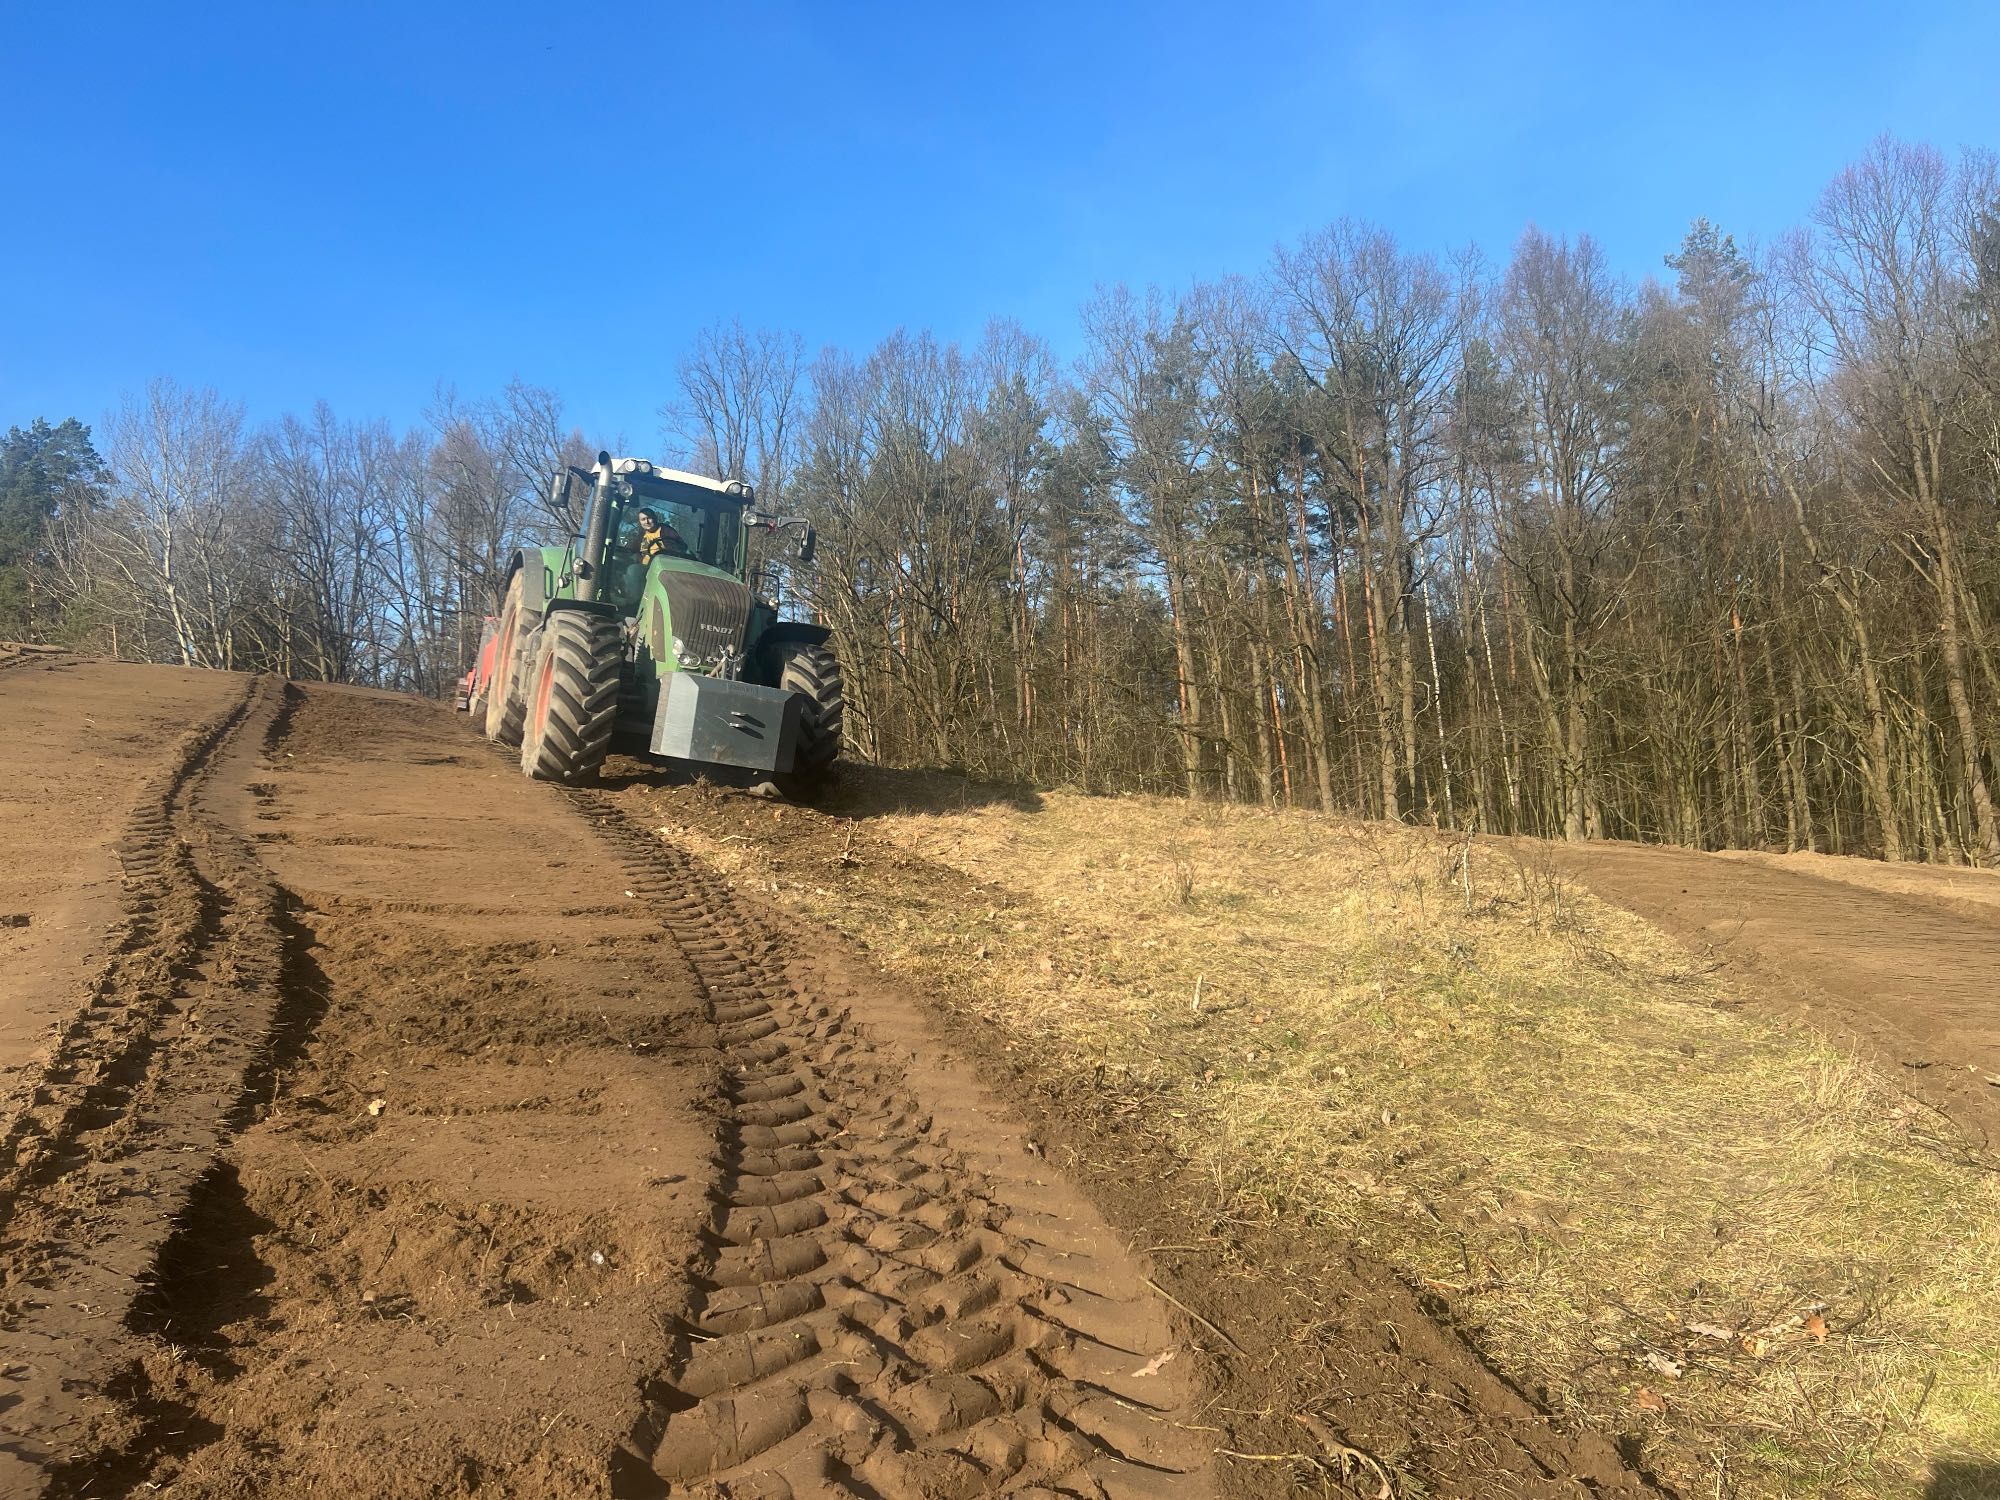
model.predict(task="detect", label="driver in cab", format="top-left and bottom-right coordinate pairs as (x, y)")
top-left (635, 507), bottom-right (691, 563)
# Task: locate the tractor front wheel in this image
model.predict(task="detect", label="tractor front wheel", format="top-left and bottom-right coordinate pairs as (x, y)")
top-left (520, 611), bottom-right (623, 784)
top-left (770, 642), bottom-right (844, 800)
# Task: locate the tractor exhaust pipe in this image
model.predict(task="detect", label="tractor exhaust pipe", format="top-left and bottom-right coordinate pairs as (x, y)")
top-left (575, 450), bottom-right (615, 603)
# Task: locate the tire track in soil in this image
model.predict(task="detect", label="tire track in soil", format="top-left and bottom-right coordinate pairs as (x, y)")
top-left (572, 792), bottom-right (1218, 1500)
top-left (625, 785), bottom-right (1673, 1500)
top-left (81, 686), bottom-right (719, 1498)
top-left (0, 674), bottom-right (289, 1489)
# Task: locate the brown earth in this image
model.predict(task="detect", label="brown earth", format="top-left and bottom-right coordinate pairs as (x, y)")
top-left (0, 659), bottom-right (243, 1076)
top-left (1554, 841), bottom-right (2000, 1150)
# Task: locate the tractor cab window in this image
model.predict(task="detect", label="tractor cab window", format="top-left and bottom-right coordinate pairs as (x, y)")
top-left (607, 493), bottom-right (742, 592)
top-left (602, 502), bottom-right (660, 612)
top-left (672, 499), bottom-right (742, 573)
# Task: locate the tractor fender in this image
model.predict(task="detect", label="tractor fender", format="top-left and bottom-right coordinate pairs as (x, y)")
top-left (501, 546), bottom-right (569, 619)
top-left (543, 597), bottom-right (622, 622)
top-left (755, 621), bottom-right (834, 655)
top-left (466, 614), bottom-right (500, 699)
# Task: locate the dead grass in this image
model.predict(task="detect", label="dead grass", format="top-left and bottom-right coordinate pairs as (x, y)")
top-left (663, 772), bottom-right (2000, 1499)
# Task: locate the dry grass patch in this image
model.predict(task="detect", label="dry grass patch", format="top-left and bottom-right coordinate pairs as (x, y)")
top-left (660, 773), bottom-right (2000, 1499)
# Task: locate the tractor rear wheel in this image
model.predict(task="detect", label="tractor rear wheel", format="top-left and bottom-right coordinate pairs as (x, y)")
top-left (483, 572), bottom-right (536, 748)
top-left (520, 611), bottom-right (623, 784)
top-left (464, 618), bottom-right (496, 719)
top-left (770, 642), bottom-right (844, 799)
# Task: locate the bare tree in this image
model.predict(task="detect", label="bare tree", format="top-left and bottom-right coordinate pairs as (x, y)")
top-left (1789, 139), bottom-right (2000, 861)
top-left (1273, 220), bottom-right (1466, 819)
top-left (664, 319), bottom-right (807, 501)
top-left (1494, 228), bottom-right (1630, 839)
top-left (101, 380), bottom-right (256, 669)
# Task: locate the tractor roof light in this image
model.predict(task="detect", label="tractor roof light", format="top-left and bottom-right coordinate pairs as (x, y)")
top-left (592, 456), bottom-right (753, 503)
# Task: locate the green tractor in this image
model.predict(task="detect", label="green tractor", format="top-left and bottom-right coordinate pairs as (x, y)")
top-left (460, 453), bottom-right (843, 794)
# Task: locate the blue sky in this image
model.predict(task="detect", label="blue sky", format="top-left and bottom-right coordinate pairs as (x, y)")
top-left (5, 1), bottom-right (1997, 451)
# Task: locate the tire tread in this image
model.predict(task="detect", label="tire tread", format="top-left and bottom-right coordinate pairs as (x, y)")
top-left (521, 612), bottom-right (624, 784)
top-left (771, 642), bottom-right (844, 796)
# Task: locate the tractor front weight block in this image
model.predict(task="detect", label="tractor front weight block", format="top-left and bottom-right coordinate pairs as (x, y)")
top-left (650, 673), bottom-right (802, 775)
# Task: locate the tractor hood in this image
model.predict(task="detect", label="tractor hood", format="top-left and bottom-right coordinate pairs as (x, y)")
top-left (657, 560), bottom-right (756, 672)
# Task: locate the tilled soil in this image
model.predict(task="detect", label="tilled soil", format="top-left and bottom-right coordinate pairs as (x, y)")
top-left (0, 665), bottom-right (1219, 1497)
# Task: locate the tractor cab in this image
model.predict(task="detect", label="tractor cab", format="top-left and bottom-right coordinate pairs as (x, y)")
top-left (574, 460), bottom-right (754, 614)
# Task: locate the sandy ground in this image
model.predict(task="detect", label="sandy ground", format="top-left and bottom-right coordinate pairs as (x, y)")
top-left (0, 662), bottom-right (1221, 1498)
top-left (1558, 841), bottom-right (2000, 1148)
top-left (1723, 847), bottom-right (2000, 920)
top-left (0, 661), bottom-right (242, 1075)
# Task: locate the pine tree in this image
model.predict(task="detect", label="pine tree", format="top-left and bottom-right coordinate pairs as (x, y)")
top-left (0, 417), bottom-right (109, 638)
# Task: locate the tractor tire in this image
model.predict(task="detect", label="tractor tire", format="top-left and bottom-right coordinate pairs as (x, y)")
top-left (770, 641), bottom-right (844, 800)
top-left (483, 572), bottom-right (536, 748)
top-left (520, 611), bottom-right (623, 784)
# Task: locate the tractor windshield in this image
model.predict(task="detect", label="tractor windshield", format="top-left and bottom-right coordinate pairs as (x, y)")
top-left (601, 490), bottom-right (744, 611)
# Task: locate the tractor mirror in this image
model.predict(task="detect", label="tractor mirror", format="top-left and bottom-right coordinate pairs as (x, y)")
top-left (797, 527), bottom-right (817, 566)
top-left (548, 472), bottom-right (569, 512)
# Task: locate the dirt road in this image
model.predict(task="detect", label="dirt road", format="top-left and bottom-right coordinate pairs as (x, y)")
top-left (1, 662), bottom-right (1214, 1496)
top-left (1559, 842), bottom-right (2000, 1148)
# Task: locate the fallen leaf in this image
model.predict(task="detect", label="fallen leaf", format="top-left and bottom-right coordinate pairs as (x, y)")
top-left (367, 1098), bottom-right (386, 1117)
top-left (1129, 1349), bottom-right (1177, 1378)
top-left (1686, 1320), bottom-right (1736, 1341)
top-left (1739, 1334), bottom-right (1767, 1358)
top-left (1635, 1386), bottom-right (1669, 1413)
top-left (1640, 1350), bottom-right (1684, 1380)
top-left (1804, 1313), bottom-right (1829, 1343)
